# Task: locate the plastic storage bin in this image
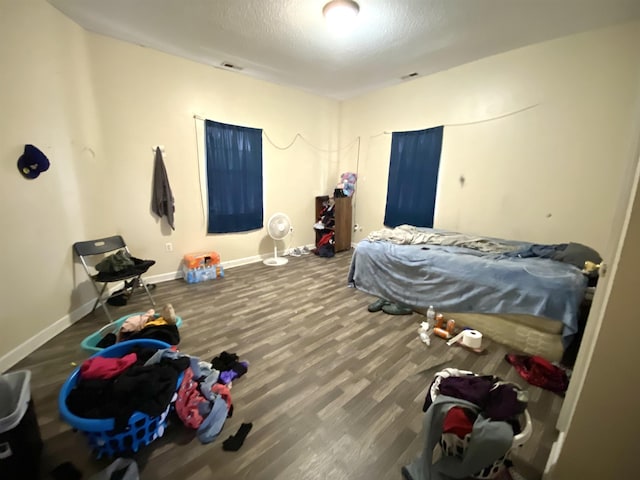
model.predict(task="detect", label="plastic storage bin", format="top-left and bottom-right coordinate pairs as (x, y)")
top-left (181, 263), bottom-right (224, 284)
top-left (0, 370), bottom-right (42, 480)
top-left (80, 312), bottom-right (183, 354)
top-left (59, 339), bottom-right (183, 458)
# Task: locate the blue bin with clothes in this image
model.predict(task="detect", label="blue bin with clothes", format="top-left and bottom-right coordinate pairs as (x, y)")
top-left (58, 339), bottom-right (185, 458)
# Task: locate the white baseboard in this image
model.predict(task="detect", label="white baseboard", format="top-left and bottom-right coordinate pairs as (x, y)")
top-left (543, 430), bottom-right (566, 479)
top-left (145, 270), bottom-right (183, 284)
top-left (0, 252), bottom-right (275, 372)
top-left (0, 296), bottom-right (98, 373)
top-left (223, 253), bottom-right (272, 268)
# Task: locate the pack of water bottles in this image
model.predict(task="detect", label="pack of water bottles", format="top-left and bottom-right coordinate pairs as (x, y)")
top-left (181, 263), bottom-right (224, 284)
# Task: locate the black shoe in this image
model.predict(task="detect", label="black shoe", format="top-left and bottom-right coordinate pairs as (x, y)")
top-left (381, 303), bottom-right (413, 315)
top-left (367, 298), bottom-right (390, 312)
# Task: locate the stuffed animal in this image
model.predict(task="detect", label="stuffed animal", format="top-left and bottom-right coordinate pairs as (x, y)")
top-left (338, 172), bottom-right (358, 197)
top-left (161, 303), bottom-right (177, 325)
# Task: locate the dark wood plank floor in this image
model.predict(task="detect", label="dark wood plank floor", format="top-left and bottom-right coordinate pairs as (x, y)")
top-left (9, 251), bottom-right (562, 479)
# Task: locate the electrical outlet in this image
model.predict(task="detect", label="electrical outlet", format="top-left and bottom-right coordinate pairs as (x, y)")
top-left (165, 242), bottom-right (173, 252)
top-left (354, 224), bottom-right (360, 232)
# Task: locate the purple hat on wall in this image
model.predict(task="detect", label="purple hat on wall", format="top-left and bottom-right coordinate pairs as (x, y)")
top-left (17, 144), bottom-right (50, 179)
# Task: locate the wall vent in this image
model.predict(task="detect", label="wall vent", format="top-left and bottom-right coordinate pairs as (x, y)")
top-left (220, 62), bottom-right (243, 71)
top-left (401, 72), bottom-right (419, 80)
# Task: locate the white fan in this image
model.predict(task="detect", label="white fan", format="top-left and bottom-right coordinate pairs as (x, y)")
top-left (264, 213), bottom-right (293, 266)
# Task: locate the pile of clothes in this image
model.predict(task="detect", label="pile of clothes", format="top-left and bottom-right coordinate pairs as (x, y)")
top-left (66, 345), bottom-right (189, 431)
top-left (175, 351), bottom-right (249, 444)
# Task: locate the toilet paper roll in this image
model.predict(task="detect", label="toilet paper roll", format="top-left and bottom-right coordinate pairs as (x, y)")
top-left (462, 330), bottom-right (483, 349)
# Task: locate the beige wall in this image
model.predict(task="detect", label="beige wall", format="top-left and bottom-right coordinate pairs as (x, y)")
top-left (0, 0), bottom-right (339, 364)
top-left (85, 32), bottom-right (340, 273)
top-left (0, 0), bottom-right (105, 362)
top-left (341, 22), bottom-right (640, 255)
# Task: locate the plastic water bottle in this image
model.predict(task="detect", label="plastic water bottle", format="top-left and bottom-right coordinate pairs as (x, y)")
top-left (426, 305), bottom-right (436, 325)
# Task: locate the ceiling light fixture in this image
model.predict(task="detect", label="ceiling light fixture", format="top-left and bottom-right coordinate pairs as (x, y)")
top-left (322, 0), bottom-right (360, 32)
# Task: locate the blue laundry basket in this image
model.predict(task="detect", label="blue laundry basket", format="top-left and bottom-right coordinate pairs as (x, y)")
top-left (58, 339), bottom-right (183, 458)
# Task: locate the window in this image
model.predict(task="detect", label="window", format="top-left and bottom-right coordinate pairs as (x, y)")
top-left (205, 120), bottom-right (263, 233)
top-left (384, 126), bottom-right (444, 228)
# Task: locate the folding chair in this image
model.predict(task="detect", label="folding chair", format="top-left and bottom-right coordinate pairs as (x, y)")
top-left (73, 235), bottom-right (156, 321)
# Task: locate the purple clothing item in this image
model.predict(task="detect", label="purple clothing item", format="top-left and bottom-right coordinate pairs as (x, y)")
top-left (438, 376), bottom-right (526, 422)
top-left (218, 361), bottom-right (250, 385)
top-left (439, 376), bottom-right (493, 406)
top-left (485, 384), bottom-right (527, 421)
top-left (219, 370), bottom-right (238, 384)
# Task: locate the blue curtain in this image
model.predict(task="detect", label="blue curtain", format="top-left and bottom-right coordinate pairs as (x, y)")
top-left (205, 120), bottom-right (263, 233)
top-left (384, 126), bottom-right (444, 228)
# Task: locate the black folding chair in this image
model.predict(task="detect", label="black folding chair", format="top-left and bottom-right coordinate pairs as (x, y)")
top-left (73, 235), bottom-right (156, 321)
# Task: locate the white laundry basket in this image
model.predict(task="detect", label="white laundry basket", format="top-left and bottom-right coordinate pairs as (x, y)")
top-left (438, 409), bottom-right (532, 479)
top-left (429, 368), bottom-right (533, 479)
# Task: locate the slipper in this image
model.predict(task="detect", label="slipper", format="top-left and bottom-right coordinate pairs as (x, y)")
top-left (367, 298), bottom-right (390, 312)
top-left (382, 303), bottom-right (413, 315)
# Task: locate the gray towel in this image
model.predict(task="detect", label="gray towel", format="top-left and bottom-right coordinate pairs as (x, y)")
top-left (151, 147), bottom-right (175, 230)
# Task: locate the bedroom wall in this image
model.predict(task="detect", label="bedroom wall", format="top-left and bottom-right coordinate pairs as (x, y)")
top-left (0, 0), bottom-right (106, 365)
top-left (0, 0), bottom-right (340, 368)
top-left (85, 32), bottom-right (340, 275)
top-left (339, 21), bottom-right (640, 256)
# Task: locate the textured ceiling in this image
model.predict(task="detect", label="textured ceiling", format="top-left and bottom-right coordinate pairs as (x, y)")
top-left (48, 0), bottom-right (640, 100)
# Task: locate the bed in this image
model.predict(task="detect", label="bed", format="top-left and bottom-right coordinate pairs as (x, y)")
top-left (348, 225), bottom-right (598, 361)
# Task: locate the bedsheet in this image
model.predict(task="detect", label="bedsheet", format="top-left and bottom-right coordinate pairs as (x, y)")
top-left (347, 238), bottom-right (588, 348)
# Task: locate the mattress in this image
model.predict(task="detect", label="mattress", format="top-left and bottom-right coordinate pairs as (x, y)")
top-left (348, 233), bottom-right (588, 349)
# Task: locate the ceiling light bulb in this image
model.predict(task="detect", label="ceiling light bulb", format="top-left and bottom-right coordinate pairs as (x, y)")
top-left (323, 0), bottom-right (360, 32)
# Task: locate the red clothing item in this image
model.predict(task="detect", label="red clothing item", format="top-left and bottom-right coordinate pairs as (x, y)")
top-left (442, 406), bottom-right (474, 438)
top-left (79, 353), bottom-right (137, 380)
top-left (175, 367), bottom-right (205, 429)
top-left (505, 354), bottom-right (569, 394)
top-left (175, 369), bottom-right (233, 429)
top-left (212, 384), bottom-right (232, 409)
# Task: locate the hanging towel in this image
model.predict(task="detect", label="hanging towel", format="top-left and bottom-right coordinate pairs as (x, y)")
top-left (151, 147), bottom-right (175, 230)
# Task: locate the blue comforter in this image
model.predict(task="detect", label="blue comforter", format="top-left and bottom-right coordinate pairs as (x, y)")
top-left (347, 238), bottom-right (588, 347)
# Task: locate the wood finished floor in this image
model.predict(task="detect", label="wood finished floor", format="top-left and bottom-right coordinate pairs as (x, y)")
top-left (9, 251), bottom-right (563, 480)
